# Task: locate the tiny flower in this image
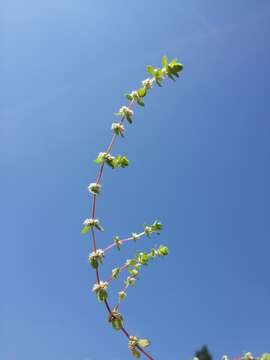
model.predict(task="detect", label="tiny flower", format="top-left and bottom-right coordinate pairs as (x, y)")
top-left (114, 236), bottom-right (122, 250)
top-left (126, 276), bottom-right (136, 286)
top-left (128, 335), bottom-right (139, 350)
top-left (88, 182), bottom-right (101, 195)
top-left (83, 218), bottom-right (94, 227)
top-left (131, 232), bottom-right (140, 241)
top-left (118, 291), bottom-right (127, 301)
top-left (81, 218), bottom-right (95, 234)
top-left (130, 91), bottom-right (140, 102)
top-left (111, 122), bottom-right (125, 137)
top-left (144, 225), bottom-right (152, 237)
top-left (88, 249), bottom-right (105, 269)
top-left (142, 78), bottom-right (154, 90)
top-left (130, 269), bottom-right (139, 277)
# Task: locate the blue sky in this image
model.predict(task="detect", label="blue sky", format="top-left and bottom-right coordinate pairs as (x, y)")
top-left (1, 1), bottom-right (270, 359)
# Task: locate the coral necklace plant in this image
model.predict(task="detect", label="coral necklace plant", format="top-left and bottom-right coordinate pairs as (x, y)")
top-left (82, 55), bottom-right (184, 359)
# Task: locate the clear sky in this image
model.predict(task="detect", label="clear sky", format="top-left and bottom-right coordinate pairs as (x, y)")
top-left (1, 1), bottom-right (270, 359)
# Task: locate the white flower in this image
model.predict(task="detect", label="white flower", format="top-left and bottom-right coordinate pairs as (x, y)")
top-left (89, 249), bottom-right (104, 261)
top-left (119, 106), bottom-right (133, 118)
top-left (83, 218), bottom-right (94, 226)
top-left (142, 78), bottom-right (154, 89)
top-left (130, 91), bottom-right (140, 101)
top-left (111, 122), bottom-right (125, 136)
top-left (92, 281), bottom-right (108, 293)
top-left (88, 182), bottom-right (101, 195)
top-left (131, 232), bottom-right (140, 241)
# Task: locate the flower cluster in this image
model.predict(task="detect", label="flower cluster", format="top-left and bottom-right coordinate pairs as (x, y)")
top-left (92, 281), bottom-right (109, 302)
top-left (144, 220), bottom-right (163, 238)
top-left (82, 218), bottom-right (104, 234)
top-left (128, 336), bottom-right (151, 358)
top-left (111, 122), bottom-right (125, 137)
top-left (114, 236), bottom-right (122, 250)
top-left (94, 152), bottom-right (129, 169)
top-left (115, 106), bottom-right (134, 123)
top-left (108, 309), bottom-right (123, 330)
top-left (88, 182), bottom-right (101, 195)
top-left (88, 249), bottom-right (105, 269)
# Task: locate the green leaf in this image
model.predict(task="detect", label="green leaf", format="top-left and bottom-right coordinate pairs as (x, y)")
top-left (138, 339), bottom-right (151, 348)
top-left (112, 318), bottom-right (122, 330)
top-left (146, 65), bottom-right (155, 76)
top-left (138, 87), bottom-right (147, 98)
top-left (158, 245), bottom-right (169, 256)
top-left (262, 355), bottom-right (270, 360)
top-left (94, 222), bottom-right (104, 231)
top-left (125, 94), bottom-right (133, 101)
top-left (97, 289), bottom-right (107, 302)
top-left (170, 58), bottom-right (178, 65)
top-left (173, 63), bottom-right (184, 72)
top-left (94, 153), bottom-right (106, 164)
top-left (137, 98), bottom-right (145, 107)
top-left (81, 226), bottom-right (89, 235)
top-left (126, 114), bottom-right (133, 124)
top-left (161, 55), bottom-right (168, 67)
top-left (90, 258), bottom-right (98, 269)
top-left (132, 349), bottom-right (141, 358)
top-left (168, 73), bottom-right (175, 81)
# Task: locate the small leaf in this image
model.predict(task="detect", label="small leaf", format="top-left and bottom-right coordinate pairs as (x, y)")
top-left (97, 289), bottom-right (107, 302)
top-left (125, 94), bottom-right (133, 101)
top-left (112, 318), bottom-right (122, 330)
top-left (161, 55), bottom-right (168, 67)
top-left (138, 87), bottom-right (147, 98)
top-left (81, 226), bottom-right (89, 235)
top-left (128, 116), bottom-right (133, 124)
top-left (132, 349), bottom-right (141, 358)
top-left (138, 339), bottom-right (151, 348)
top-left (137, 99), bottom-right (145, 107)
top-left (146, 65), bottom-right (155, 76)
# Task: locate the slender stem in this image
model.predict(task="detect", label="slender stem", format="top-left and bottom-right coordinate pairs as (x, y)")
top-left (88, 100), bottom-right (155, 359)
top-left (103, 231), bottom-right (145, 253)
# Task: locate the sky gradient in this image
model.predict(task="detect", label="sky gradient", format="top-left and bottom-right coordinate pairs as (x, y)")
top-left (1, 1), bottom-right (270, 359)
